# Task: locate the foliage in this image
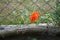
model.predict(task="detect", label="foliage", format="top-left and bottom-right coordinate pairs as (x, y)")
top-left (54, 2), bottom-right (60, 26)
top-left (0, 0), bottom-right (56, 24)
top-left (0, 10), bottom-right (54, 24)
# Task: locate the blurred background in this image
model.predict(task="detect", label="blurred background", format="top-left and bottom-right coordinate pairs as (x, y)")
top-left (0, 0), bottom-right (57, 25)
top-left (0, 0), bottom-right (60, 40)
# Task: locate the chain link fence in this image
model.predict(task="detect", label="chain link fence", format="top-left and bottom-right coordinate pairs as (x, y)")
top-left (0, 0), bottom-right (60, 39)
top-left (0, 0), bottom-right (56, 25)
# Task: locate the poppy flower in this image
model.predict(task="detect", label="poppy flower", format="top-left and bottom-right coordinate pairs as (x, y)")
top-left (29, 11), bottom-right (39, 22)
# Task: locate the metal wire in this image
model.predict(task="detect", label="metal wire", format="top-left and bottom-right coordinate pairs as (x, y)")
top-left (0, 0), bottom-right (57, 25)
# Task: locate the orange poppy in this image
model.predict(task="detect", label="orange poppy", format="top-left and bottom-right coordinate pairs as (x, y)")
top-left (29, 11), bottom-right (39, 22)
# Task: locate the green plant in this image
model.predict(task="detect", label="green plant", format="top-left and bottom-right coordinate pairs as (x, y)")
top-left (55, 1), bottom-right (60, 26)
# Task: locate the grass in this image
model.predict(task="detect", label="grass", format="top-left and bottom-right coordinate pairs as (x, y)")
top-left (0, 11), bottom-right (55, 25)
top-left (0, 0), bottom-right (56, 25)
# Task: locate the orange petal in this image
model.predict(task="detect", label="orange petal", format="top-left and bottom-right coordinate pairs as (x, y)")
top-left (29, 11), bottom-right (39, 22)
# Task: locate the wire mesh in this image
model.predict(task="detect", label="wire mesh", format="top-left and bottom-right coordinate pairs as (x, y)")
top-left (0, 0), bottom-right (56, 25)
